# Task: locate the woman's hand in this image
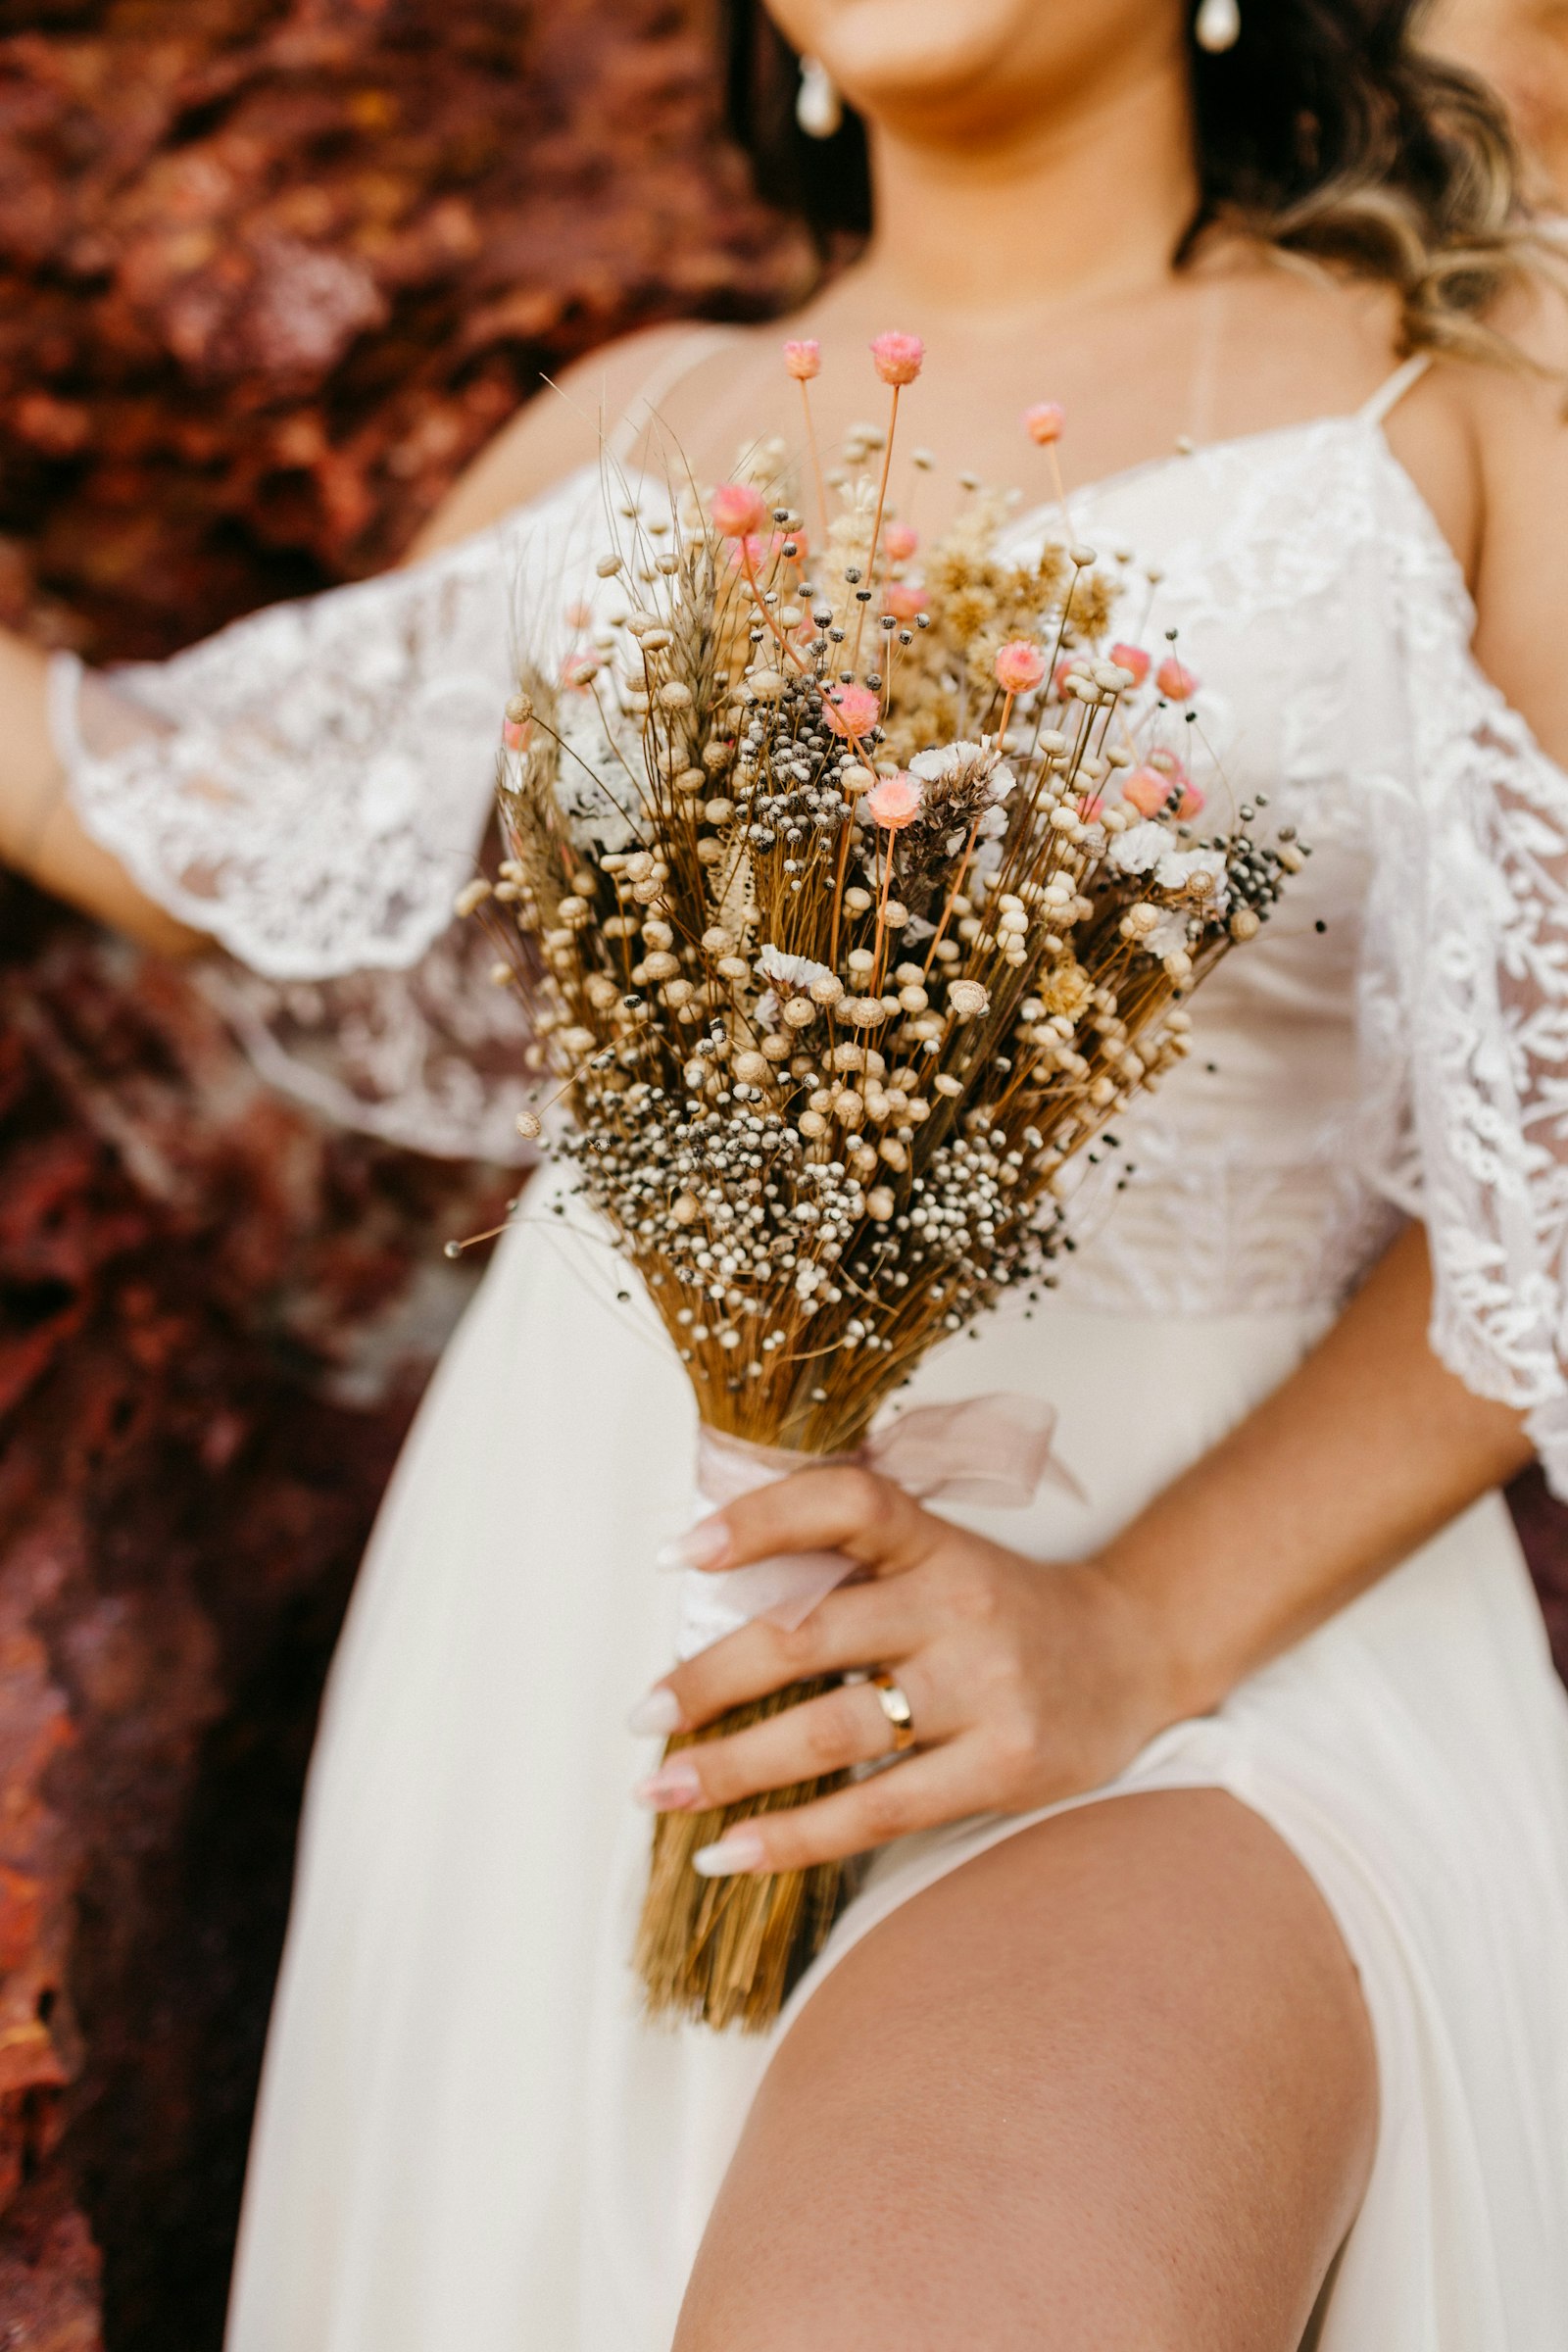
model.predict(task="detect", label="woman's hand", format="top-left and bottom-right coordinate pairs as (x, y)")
top-left (632, 1465), bottom-right (1183, 1877)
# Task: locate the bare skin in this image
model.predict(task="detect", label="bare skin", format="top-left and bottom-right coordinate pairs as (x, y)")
top-left (677, 1793), bottom-right (1376, 2352)
top-left (0, 0), bottom-right (1556, 2333)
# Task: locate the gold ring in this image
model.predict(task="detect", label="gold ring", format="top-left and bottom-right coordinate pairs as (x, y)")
top-left (869, 1671), bottom-right (916, 1754)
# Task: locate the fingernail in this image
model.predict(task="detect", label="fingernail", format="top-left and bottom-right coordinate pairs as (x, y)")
top-left (627, 1687), bottom-right (684, 1738)
top-left (692, 1829), bottom-right (766, 1878)
top-left (635, 1758), bottom-right (704, 1811)
top-left (654, 1516), bottom-right (731, 1573)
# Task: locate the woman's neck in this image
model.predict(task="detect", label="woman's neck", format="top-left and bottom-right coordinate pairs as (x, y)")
top-left (842, 42), bottom-right (1200, 336)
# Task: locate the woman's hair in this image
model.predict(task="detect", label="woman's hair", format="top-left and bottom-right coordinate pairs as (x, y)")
top-left (726, 0), bottom-right (1554, 365)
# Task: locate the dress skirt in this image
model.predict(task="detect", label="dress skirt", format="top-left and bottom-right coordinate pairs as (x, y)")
top-left (224, 1167), bottom-right (1568, 2351)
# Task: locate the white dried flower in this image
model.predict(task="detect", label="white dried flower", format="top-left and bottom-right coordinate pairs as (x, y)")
top-left (909, 741), bottom-right (1015, 803)
top-left (1155, 845), bottom-right (1230, 911)
top-left (1141, 909), bottom-right (1192, 960)
top-left (1107, 821), bottom-right (1168, 877)
top-left (757, 945), bottom-right (837, 996)
top-left (947, 980), bottom-right (991, 1017)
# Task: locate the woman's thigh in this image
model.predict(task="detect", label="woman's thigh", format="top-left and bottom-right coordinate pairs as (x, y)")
top-left (674, 1788), bottom-right (1377, 2352)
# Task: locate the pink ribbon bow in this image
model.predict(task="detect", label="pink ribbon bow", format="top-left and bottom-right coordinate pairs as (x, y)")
top-left (673, 1394), bottom-right (1081, 1661)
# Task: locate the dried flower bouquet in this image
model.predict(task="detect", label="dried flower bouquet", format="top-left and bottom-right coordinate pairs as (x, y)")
top-left (454, 333), bottom-right (1301, 2030)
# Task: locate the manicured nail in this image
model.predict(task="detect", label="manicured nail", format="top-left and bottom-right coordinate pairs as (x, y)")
top-left (654, 1516), bottom-right (731, 1573)
top-left (627, 1687), bottom-right (684, 1738)
top-left (635, 1757), bottom-right (704, 1811)
top-left (692, 1829), bottom-right (766, 1877)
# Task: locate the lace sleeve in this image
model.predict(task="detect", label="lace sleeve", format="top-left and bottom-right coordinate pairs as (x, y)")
top-left (49, 467), bottom-right (605, 1159)
top-left (1360, 566), bottom-right (1568, 1497)
top-left (52, 476), bottom-right (599, 977)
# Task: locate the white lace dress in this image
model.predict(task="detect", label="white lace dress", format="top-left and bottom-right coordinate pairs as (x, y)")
top-left (55, 357), bottom-right (1568, 2350)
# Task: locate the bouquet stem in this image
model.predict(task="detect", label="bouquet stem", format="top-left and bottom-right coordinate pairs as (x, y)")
top-left (635, 1679), bottom-right (854, 2032)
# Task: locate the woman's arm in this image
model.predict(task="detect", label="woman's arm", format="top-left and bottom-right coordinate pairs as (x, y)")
top-left (0, 630), bottom-right (203, 954)
top-left (640, 1223), bottom-right (1533, 1870)
top-left (0, 324), bottom-right (692, 949)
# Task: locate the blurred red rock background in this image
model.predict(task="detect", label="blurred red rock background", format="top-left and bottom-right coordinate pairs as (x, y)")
top-left (0, 3), bottom-right (1563, 2346)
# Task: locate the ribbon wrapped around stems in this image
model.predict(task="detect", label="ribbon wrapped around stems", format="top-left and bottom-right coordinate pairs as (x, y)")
top-left (674, 1392), bottom-right (1081, 1661)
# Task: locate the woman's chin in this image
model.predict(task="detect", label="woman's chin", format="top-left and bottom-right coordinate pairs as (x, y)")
top-left (778, 0), bottom-right (1159, 128)
top-left (785, 0), bottom-right (1044, 100)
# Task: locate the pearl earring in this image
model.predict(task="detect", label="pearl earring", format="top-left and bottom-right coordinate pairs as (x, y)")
top-left (1195, 0), bottom-right (1241, 51)
top-left (797, 55), bottom-right (843, 140)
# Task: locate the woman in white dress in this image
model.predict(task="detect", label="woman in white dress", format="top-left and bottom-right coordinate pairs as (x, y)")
top-left (4, 0), bottom-right (1568, 2343)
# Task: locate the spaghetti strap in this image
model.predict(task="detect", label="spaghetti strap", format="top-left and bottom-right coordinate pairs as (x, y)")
top-left (1357, 353), bottom-right (1432, 427)
top-left (606, 324), bottom-right (746, 465)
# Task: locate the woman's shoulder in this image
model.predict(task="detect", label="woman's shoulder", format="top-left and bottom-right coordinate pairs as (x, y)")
top-left (1457, 265), bottom-right (1568, 761)
top-left (401, 321), bottom-right (714, 564)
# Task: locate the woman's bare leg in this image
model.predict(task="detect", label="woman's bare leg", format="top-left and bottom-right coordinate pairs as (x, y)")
top-left (674, 1789), bottom-right (1376, 2352)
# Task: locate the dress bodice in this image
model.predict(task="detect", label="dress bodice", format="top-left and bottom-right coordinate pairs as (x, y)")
top-left (1037, 412), bottom-right (1441, 1316)
top-left (52, 387), bottom-right (1568, 1488)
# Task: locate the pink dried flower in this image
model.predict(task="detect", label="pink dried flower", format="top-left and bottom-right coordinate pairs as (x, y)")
top-left (1109, 641), bottom-right (1151, 685)
top-left (502, 716), bottom-right (531, 752)
top-left (711, 482), bottom-right (768, 538)
top-left (1155, 655), bottom-right (1199, 701)
top-left (995, 639), bottom-right (1047, 694)
top-left (1053, 656), bottom-right (1080, 699)
top-left (564, 601), bottom-right (594, 632)
top-left (884, 523), bottom-right (919, 562)
top-left (1023, 402), bottom-right (1065, 446)
top-left (561, 651), bottom-right (601, 691)
top-left (1124, 760), bottom-right (1204, 820)
top-left (870, 331), bottom-right (925, 388)
top-left (865, 771), bottom-right (924, 829)
top-left (884, 581), bottom-right (926, 623)
top-left (823, 684), bottom-right (882, 741)
top-left (784, 338), bottom-right (821, 382)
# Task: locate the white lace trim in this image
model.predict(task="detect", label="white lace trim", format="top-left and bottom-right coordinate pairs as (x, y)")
top-left (54, 466), bottom-right (604, 1159)
top-left (1361, 462), bottom-right (1568, 1491)
top-left (54, 501), bottom-right (556, 980)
